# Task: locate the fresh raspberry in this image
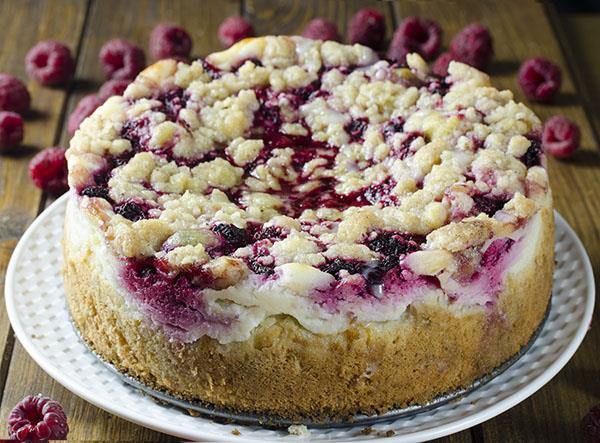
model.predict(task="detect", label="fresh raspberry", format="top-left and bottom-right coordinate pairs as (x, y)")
top-left (432, 51), bottom-right (454, 77)
top-left (67, 93), bottom-right (103, 135)
top-left (518, 57), bottom-right (562, 102)
top-left (7, 394), bottom-right (68, 441)
top-left (0, 111), bottom-right (24, 152)
top-left (99, 39), bottom-right (146, 80)
top-left (582, 404), bottom-right (600, 442)
top-left (25, 40), bottom-right (74, 86)
top-left (98, 79), bottom-right (130, 101)
top-left (217, 16), bottom-right (255, 48)
top-left (302, 18), bottom-right (340, 42)
top-left (387, 16), bottom-right (442, 62)
top-left (149, 23), bottom-right (192, 60)
top-left (0, 74), bottom-right (31, 114)
top-left (542, 115), bottom-right (580, 159)
top-left (449, 23), bottom-right (493, 71)
top-left (347, 8), bottom-right (386, 50)
top-left (28, 147), bottom-right (68, 195)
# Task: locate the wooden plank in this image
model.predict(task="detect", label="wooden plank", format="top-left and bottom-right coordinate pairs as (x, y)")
top-left (388, 1), bottom-right (600, 441)
top-left (2, 0), bottom-right (239, 440)
top-left (245, 0), bottom-right (346, 36)
top-left (244, 0), bottom-right (395, 46)
top-left (549, 11), bottom-right (600, 144)
top-left (0, 0), bottom-right (88, 402)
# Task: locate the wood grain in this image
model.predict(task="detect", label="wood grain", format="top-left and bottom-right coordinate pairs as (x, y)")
top-left (0, 0), bottom-right (88, 414)
top-left (0, 0), bottom-right (598, 441)
top-left (550, 10), bottom-right (600, 145)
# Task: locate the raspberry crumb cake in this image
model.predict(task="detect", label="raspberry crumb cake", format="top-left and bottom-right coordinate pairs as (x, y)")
top-left (64, 36), bottom-right (553, 421)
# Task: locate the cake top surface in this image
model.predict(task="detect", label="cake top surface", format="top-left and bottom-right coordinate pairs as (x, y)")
top-left (66, 36), bottom-right (551, 342)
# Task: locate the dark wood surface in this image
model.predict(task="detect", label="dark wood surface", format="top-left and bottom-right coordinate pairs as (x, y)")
top-left (0, 1), bottom-right (598, 441)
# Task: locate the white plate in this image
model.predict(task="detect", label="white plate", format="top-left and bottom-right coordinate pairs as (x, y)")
top-left (5, 194), bottom-right (595, 442)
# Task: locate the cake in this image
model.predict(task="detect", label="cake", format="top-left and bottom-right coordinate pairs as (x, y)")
top-left (63, 36), bottom-right (554, 421)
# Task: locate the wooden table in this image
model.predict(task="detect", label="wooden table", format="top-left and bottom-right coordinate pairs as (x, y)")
top-left (0, 1), bottom-right (598, 441)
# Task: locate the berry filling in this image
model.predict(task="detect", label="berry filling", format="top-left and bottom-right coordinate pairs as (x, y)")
top-left (344, 117), bottom-right (369, 142)
top-left (114, 200), bottom-right (150, 221)
top-left (472, 194), bottom-right (509, 217)
top-left (520, 136), bottom-right (543, 168)
top-left (445, 237), bottom-right (520, 303)
top-left (157, 87), bottom-right (188, 121)
top-left (121, 257), bottom-right (229, 339)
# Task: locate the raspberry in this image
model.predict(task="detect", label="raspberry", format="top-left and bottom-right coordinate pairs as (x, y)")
top-left (67, 93), bottom-right (103, 135)
top-left (381, 117), bottom-right (405, 143)
top-left (8, 394), bottom-right (68, 441)
top-left (217, 16), bottom-right (255, 48)
top-left (25, 40), bottom-right (74, 86)
top-left (149, 23), bottom-right (192, 60)
top-left (472, 194), bottom-right (508, 216)
top-left (367, 232), bottom-right (420, 256)
top-left (29, 147), bottom-right (68, 195)
top-left (0, 74), bottom-right (31, 114)
top-left (520, 137), bottom-right (542, 168)
top-left (344, 118), bottom-right (368, 142)
top-left (518, 57), bottom-right (562, 102)
top-left (0, 111), bottom-right (24, 152)
top-left (387, 16), bottom-right (442, 62)
top-left (99, 39), bottom-right (146, 80)
top-left (81, 185), bottom-right (111, 200)
top-left (432, 51), bottom-right (454, 77)
top-left (449, 23), bottom-right (493, 71)
top-left (213, 223), bottom-right (249, 248)
top-left (115, 201), bottom-right (146, 221)
top-left (347, 8), bottom-right (386, 50)
top-left (320, 258), bottom-right (363, 277)
top-left (98, 79), bottom-right (130, 101)
top-left (542, 115), bottom-right (580, 159)
top-left (302, 18), bottom-right (340, 42)
top-left (582, 404), bottom-right (600, 442)
top-left (247, 258), bottom-right (274, 275)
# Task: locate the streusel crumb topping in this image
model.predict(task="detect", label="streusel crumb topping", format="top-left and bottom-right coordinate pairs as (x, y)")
top-left (67, 37), bottom-right (549, 332)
